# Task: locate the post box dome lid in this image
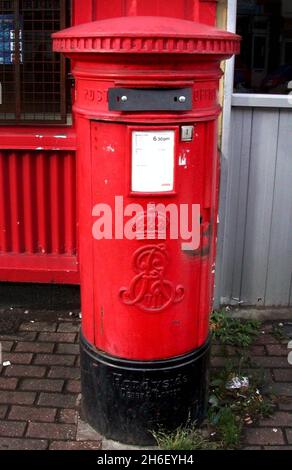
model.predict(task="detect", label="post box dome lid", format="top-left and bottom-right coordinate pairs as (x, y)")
top-left (53, 16), bottom-right (240, 56)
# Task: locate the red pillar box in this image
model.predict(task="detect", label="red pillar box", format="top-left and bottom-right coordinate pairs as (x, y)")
top-left (53, 16), bottom-right (239, 445)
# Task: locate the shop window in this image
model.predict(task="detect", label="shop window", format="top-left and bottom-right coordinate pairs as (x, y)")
top-left (234, 0), bottom-right (292, 94)
top-left (0, 0), bottom-right (70, 123)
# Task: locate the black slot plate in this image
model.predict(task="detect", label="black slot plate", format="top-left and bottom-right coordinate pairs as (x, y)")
top-left (108, 87), bottom-right (192, 111)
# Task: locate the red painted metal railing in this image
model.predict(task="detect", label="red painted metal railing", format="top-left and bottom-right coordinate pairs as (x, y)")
top-left (0, 128), bottom-right (78, 284)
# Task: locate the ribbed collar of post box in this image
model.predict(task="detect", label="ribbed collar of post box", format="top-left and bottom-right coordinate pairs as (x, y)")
top-left (52, 16), bottom-right (240, 56)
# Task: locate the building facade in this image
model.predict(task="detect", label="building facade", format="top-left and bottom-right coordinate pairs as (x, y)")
top-left (0, 0), bottom-right (291, 309)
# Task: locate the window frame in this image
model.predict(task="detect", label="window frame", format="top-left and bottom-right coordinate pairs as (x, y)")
top-left (0, 0), bottom-right (70, 125)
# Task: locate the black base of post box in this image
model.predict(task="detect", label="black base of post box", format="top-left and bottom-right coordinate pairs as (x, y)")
top-left (80, 333), bottom-right (211, 446)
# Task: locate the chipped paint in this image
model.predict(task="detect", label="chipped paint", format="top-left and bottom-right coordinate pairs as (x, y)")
top-left (105, 145), bottom-right (115, 153)
top-left (178, 150), bottom-right (189, 169)
top-left (179, 155), bottom-right (187, 166)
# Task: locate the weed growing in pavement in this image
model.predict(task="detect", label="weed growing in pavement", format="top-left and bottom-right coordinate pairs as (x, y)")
top-left (153, 425), bottom-right (219, 451)
top-left (210, 310), bottom-right (261, 348)
top-left (154, 312), bottom-right (275, 450)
